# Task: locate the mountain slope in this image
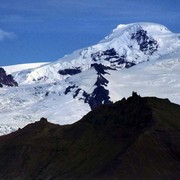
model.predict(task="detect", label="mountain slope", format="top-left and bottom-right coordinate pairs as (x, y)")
top-left (3, 62), bottom-right (49, 74)
top-left (0, 22), bottom-right (180, 135)
top-left (13, 23), bottom-right (180, 84)
top-left (0, 93), bottom-right (179, 179)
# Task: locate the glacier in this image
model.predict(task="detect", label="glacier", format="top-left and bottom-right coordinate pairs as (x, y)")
top-left (0, 22), bottom-right (180, 135)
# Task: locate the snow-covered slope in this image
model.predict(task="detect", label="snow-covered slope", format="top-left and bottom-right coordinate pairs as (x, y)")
top-left (0, 22), bottom-right (180, 135)
top-left (3, 62), bottom-right (49, 74)
top-left (13, 23), bottom-right (179, 84)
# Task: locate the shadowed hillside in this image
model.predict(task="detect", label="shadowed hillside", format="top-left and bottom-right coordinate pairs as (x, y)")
top-left (0, 92), bottom-right (179, 180)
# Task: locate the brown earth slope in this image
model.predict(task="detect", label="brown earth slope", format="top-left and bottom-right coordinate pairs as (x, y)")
top-left (0, 92), bottom-right (179, 180)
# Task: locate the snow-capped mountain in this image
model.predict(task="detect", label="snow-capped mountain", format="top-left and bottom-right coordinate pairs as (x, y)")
top-left (10, 23), bottom-right (178, 85)
top-left (0, 22), bottom-right (180, 135)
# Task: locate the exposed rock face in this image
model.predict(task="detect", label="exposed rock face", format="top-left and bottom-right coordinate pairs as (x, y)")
top-left (0, 67), bottom-right (18, 87)
top-left (91, 48), bottom-right (136, 69)
top-left (131, 29), bottom-right (158, 55)
top-left (81, 63), bottom-right (112, 109)
top-left (58, 67), bottom-right (81, 75)
top-left (63, 63), bottom-right (112, 109)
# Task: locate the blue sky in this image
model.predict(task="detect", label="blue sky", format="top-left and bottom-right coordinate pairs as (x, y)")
top-left (0, 0), bottom-right (179, 66)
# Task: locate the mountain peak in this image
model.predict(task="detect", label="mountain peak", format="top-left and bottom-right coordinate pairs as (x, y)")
top-left (102, 22), bottom-right (171, 43)
top-left (115, 22), bottom-right (170, 32)
top-left (0, 22), bottom-right (179, 135)
top-left (12, 22), bottom-right (179, 85)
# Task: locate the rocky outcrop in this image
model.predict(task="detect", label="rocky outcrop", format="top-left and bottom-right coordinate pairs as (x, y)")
top-left (0, 67), bottom-right (18, 87)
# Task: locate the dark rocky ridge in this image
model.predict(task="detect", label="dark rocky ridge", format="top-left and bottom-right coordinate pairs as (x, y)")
top-left (64, 63), bottom-right (112, 109)
top-left (83, 74), bottom-right (112, 109)
top-left (58, 67), bottom-right (81, 76)
top-left (91, 48), bottom-right (136, 69)
top-left (0, 93), bottom-right (179, 179)
top-left (131, 29), bottom-right (158, 55)
top-left (82, 63), bottom-right (112, 109)
top-left (0, 67), bottom-right (18, 87)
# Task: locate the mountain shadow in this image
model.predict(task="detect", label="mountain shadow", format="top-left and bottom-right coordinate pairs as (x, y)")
top-left (0, 92), bottom-right (179, 179)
